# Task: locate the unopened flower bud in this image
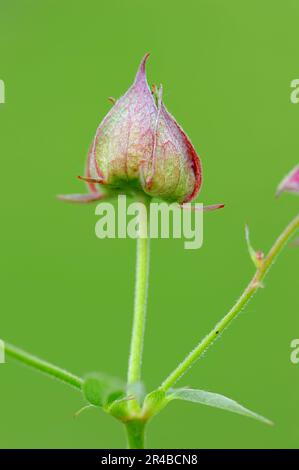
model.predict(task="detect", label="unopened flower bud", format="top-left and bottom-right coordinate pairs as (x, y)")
top-left (59, 54), bottom-right (223, 211)
top-left (276, 165), bottom-right (299, 197)
top-left (89, 53), bottom-right (200, 203)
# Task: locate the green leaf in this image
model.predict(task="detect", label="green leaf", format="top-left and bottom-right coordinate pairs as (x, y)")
top-left (82, 373), bottom-right (125, 408)
top-left (168, 388), bottom-right (273, 425)
top-left (142, 390), bottom-right (168, 418)
top-left (107, 396), bottom-right (132, 421)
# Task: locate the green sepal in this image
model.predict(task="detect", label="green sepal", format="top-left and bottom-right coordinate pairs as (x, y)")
top-left (167, 387), bottom-right (273, 425)
top-left (245, 224), bottom-right (264, 268)
top-left (142, 389), bottom-right (168, 419)
top-left (107, 397), bottom-right (132, 421)
top-left (82, 372), bottom-right (125, 408)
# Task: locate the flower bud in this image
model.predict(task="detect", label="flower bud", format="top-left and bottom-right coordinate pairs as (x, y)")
top-left (276, 165), bottom-right (299, 246)
top-left (276, 165), bottom-right (299, 197)
top-left (88, 53), bottom-right (201, 203)
top-left (59, 54), bottom-right (205, 204)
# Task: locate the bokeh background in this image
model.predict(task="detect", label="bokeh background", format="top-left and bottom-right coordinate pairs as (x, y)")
top-left (0, 0), bottom-right (299, 449)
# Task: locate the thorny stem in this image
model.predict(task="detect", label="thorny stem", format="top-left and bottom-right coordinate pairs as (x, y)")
top-left (160, 213), bottom-right (299, 392)
top-left (127, 196), bottom-right (151, 403)
top-left (4, 343), bottom-right (83, 390)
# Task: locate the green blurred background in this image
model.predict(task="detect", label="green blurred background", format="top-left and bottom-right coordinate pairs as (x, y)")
top-left (0, 0), bottom-right (299, 449)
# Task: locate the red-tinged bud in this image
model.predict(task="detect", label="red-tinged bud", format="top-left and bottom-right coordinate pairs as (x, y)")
top-left (275, 165), bottom-right (299, 247)
top-left (59, 54), bottom-right (223, 209)
top-left (276, 165), bottom-right (299, 197)
top-left (89, 54), bottom-right (200, 203)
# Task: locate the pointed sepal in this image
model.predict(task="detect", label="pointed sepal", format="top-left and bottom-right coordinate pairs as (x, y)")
top-left (245, 225), bottom-right (264, 268)
top-left (168, 388), bottom-right (273, 425)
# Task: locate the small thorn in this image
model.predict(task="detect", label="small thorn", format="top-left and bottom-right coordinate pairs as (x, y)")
top-left (108, 97), bottom-right (116, 105)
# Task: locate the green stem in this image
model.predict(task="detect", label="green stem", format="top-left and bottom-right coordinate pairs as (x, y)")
top-left (127, 196), bottom-right (151, 393)
top-left (125, 420), bottom-right (146, 449)
top-left (5, 342), bottom-right (83, 390)
top-left (160, 213), bottom-right (299, 391)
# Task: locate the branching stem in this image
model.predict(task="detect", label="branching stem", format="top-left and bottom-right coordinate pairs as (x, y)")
top-left (160, 213), bottom-right (299, 391)
top-left (5, 342), bottom-right (83, 390)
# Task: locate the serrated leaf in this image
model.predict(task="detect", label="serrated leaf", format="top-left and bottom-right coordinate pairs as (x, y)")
top-left (82, 373), bottom-right (125, 408)
top-left (168, 388), bottom-right (273, 425)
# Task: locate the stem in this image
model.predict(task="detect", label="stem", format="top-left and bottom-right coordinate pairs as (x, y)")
top-left (160, 213), bottom-right (299, 391)
top-left (125, 420), bottom-right (146, 449)
top-left (127, 196), bottom-right (151, 391)
top-left (5, 342), bottom-right (83, 390)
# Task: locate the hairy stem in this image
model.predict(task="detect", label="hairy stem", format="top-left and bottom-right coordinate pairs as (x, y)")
top-left (127, 196), bottom-right (151, 396)
top-left (5, 342), bottom-right (83, 390)
top-left (125, 420), bottom-right (146, 449)
top-left (160, 213), bottom-right (299, 391)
